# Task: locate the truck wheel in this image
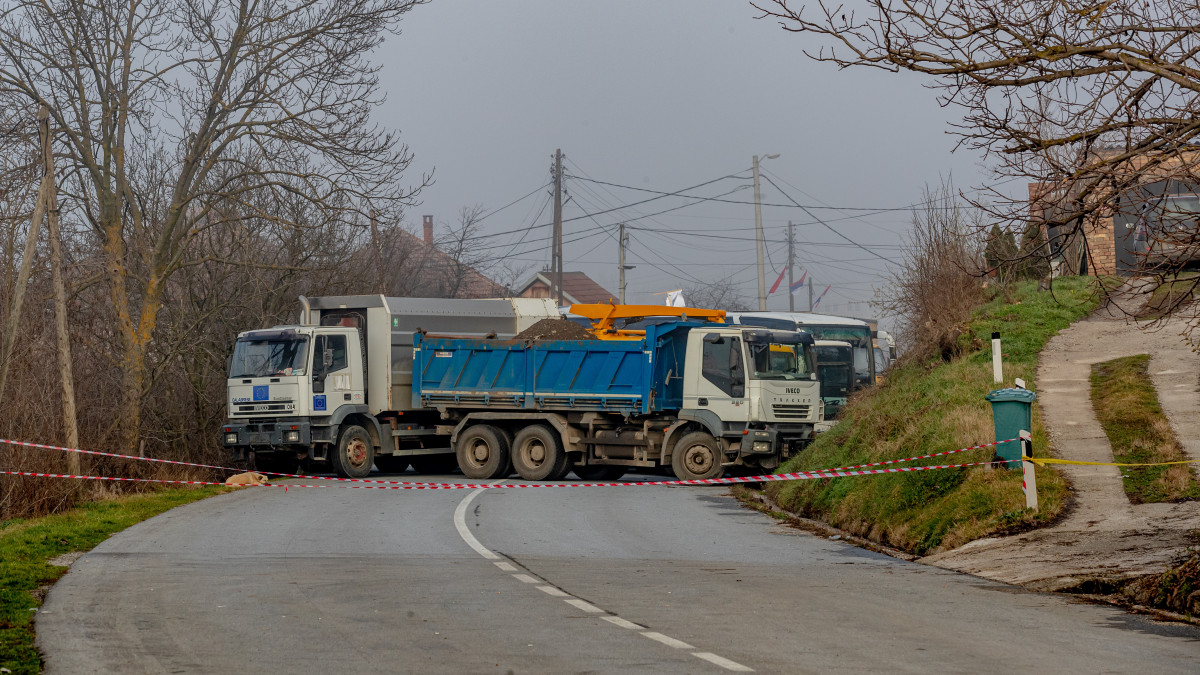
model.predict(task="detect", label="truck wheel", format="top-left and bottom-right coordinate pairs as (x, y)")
top-left (456, 425), bottom-right (511, 479)
top-left (332, 425), bottom-right (374, 478)
top-left (409, 453), bottom-right (459, 475)
top-left (671, 432), bottom-right (725, 481)
top-left (573, 465), bottom-right (627, 481)
top-left (511, 425), bottom-right (571, 481)
top-left (373, 455), bottom-right (410, 474)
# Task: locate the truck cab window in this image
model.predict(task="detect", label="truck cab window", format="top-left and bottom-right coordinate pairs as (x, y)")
top-left (313, 334), bottom-right (349, 373)
top-left (702, 336), bottom-right (743, 397)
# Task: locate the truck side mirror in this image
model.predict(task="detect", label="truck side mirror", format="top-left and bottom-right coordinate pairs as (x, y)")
top-left (323, 348), bottom-right (333, 368)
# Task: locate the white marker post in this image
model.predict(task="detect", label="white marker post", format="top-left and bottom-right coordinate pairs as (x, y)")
top-left (1020, 429), bottom-right (1037, 511)
top-left (991, 331), bottom-right (1003, 384)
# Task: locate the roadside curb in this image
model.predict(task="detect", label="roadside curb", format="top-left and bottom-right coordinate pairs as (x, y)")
top-left (734, 487), bottom-right (917, 562)
top-left (736, 486), bottom-right (1200, 627)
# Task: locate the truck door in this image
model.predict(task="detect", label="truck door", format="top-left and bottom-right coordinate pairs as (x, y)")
top-left (310, 333), bottom-right (356, 415)
top-left (691, 333), bottom-right (747, 422)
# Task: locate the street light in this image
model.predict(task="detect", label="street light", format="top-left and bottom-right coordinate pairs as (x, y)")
top-left (753, 153), bottom-right (780, 311)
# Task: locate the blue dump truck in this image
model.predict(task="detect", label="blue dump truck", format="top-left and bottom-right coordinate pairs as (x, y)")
top-left (223, 297), bottom-right (821, 481)
top-left (413, 312), bottom-right (821, 481)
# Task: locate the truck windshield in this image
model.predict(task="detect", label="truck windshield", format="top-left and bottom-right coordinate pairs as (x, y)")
top-left (748, 343), bottom-right (811, 380)
top-left (229, 336), bottom-right (309, 378)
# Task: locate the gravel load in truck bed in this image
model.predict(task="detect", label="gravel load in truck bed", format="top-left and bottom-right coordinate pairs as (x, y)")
top-left (514, 318), bottom-right (595, 341)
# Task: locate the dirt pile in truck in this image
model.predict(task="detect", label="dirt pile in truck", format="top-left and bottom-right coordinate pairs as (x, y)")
top-left (514, 318), bottom-right (595, 342)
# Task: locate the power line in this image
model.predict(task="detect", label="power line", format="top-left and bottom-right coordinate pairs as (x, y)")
top-left (759, 173), bottom-right (896, 265)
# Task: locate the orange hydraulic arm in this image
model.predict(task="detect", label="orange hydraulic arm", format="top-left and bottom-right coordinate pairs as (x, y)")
top-left (569, 303), bottom-right (726, 340)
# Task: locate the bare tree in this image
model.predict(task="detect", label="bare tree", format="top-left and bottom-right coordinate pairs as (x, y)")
top-left (753, 1), bottom-right (1200, 332)
top-left (683, 276), bottom-right (753, 311)
top-left (435, 205), bottom-right (510, 298)
top-left (0, 0), bottom-right (428, 451)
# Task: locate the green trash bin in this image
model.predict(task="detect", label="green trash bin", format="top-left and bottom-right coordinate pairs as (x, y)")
top-left (985, 387), bottom-right (1036, 469)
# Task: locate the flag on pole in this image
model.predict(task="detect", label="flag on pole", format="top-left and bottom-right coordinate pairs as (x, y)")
top-left (811, 284), bottom-right (832, 310)
top-left (789, 271), bottom-right (807, 294)
top-left (768, 266), bottom-right (787, 295)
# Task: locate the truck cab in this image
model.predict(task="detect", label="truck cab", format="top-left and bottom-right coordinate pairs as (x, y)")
top-left (224, 325), bottom-right (366, 472)
top-left (680, 326), bottom-right (820, 469)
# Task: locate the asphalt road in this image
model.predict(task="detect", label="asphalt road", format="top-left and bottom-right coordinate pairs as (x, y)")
top-left (37, 473), bottom-right (1200, 673)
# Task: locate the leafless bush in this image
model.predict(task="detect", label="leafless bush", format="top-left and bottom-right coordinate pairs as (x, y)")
top-left (878, 180), bottom-right (986, 361)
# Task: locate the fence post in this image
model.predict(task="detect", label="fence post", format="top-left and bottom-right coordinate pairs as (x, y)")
top-left (1020, 429), bottom-right (1038, 511)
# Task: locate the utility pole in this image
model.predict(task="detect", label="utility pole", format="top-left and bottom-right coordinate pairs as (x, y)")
top-left (618, 223), bottom-right (634, 304)
top-left (809, 275), bottom-right (814, 313)
top-left (552, 148), bottom-right (564, 307)
top-left (753, 155), bottom-right (766, 311)
top-left (0, 106), bottom-right (79, 470)
top-left (43, 106), bottom-right (79, 468)
top-left (369, 208), bottom-right (385, 295)
top-left (787, 221), bottom-right (795, 313)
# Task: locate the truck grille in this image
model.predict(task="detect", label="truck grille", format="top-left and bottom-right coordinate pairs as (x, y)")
top-left (772, 403), bottom-right (812, 419)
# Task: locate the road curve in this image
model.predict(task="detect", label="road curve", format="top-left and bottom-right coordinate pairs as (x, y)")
top-left (38, 474), bottom-right (1200, 673)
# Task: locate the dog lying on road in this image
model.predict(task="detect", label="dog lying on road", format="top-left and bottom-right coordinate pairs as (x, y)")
top-left (224, 472), bottom-right (270, 486)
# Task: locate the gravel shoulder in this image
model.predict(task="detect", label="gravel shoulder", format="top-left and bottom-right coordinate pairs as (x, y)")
top-left (922, 285), bottom-right (1200, 591)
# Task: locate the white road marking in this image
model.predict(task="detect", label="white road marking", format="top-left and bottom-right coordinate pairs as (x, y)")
top-left (453, 486), bottom-right (499, 560)
top-left (641, 632), bottom-right (693, 649)
top-left (602, 616), bottom-right (643, 630)
top-left (564, 598), bottom-right (604, 613)
top-left (692, 652), bottom-right (755, 672)
top-left (452, 482), bottom-right (754, 671)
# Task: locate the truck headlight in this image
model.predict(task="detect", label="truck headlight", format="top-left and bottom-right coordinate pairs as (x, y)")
top-left (225, 433), bottom-right (238, 444)
top-left (753, 441), bottom-right (771, 453)
top-left (285, 430), bottom-right (300, 443)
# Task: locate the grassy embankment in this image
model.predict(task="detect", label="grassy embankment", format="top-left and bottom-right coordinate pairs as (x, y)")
top-left (1090, 354), bottom-right (1200, 503)
top-left (763, 277), bottom-right (1100, 556)
top-left (0, 487), bottom-right (223, 674)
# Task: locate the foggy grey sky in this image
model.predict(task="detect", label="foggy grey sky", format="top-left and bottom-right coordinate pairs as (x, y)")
top-left (378, 1), bottom-right (995, 318)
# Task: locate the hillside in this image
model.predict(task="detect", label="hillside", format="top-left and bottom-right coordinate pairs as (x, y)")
top-left (763, 277), bottom-right (1100, 556)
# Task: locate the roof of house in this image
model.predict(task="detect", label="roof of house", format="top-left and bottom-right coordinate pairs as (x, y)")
top-left (517, 270), bottom-right (617, 305)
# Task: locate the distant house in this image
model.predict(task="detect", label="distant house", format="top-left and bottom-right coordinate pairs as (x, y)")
top-left (1028, 148), bottom-right (1200, 276)
top-left (516, 270), bottom-right (617, 305)
top-left (386, 215), bottom-right (510, 299)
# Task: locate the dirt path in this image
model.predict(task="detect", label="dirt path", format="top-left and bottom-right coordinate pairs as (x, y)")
top-left (922, 288), bottom-right (1200, 591)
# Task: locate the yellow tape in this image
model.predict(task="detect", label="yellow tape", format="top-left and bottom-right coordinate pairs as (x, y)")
top-left (1022, 455), bottom-right (1200, 468)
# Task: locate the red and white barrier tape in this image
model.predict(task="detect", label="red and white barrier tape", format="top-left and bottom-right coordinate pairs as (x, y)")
top-left (0, 437), bottom-right (447, 486)
top-left (2, 436), bottom-right (1020, 488)
top-left (785, 438), bottom-right (1017, 474)
top-left (1, 459), bottom-right (1023, 491)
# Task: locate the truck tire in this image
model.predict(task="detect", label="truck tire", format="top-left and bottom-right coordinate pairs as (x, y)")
top-left (511, 425), bottom-right (572, 481)
top-left (456, 425), bottom-right (511, 479)
top-left (409, 453), bottom-right (459, 475)
top-left (671, 431), bottom-right (725, 481)
top-left (331, 425), bottom-right (374, 479)
top-left (373, 455), bottom-right (410, 474)
top-left (572, 465), bottom-right (627, 481)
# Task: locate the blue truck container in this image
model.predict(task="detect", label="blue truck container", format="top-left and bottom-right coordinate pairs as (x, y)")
top-left (412, 322), bottom-right (698, 414)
